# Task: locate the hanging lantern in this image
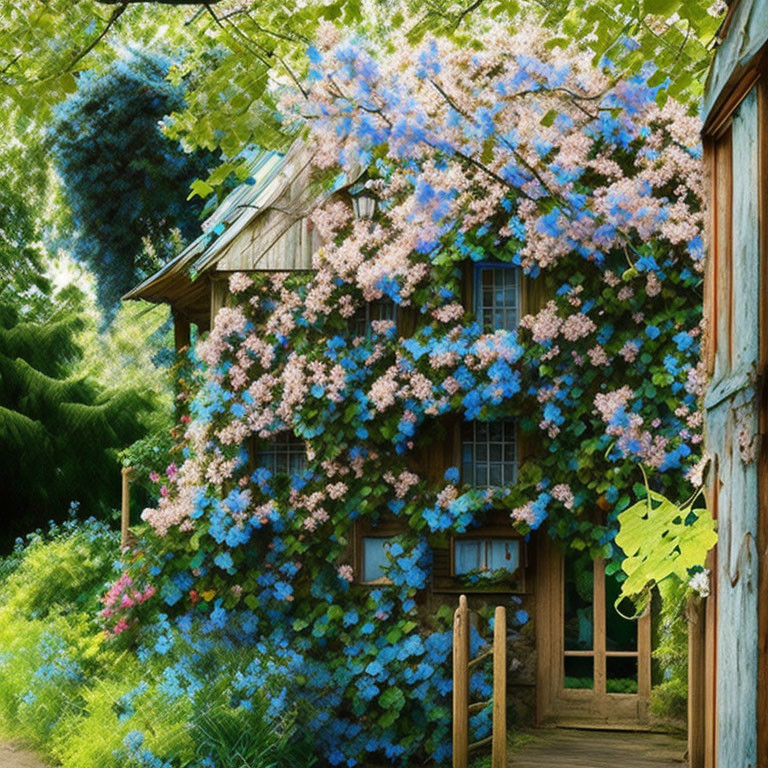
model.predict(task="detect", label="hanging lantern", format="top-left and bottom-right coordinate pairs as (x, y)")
top-left (350, 180), bottom-right (377, 220)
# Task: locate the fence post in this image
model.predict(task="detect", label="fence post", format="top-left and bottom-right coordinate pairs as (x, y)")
top-left (492, 605), bottom-right (507, 768)
top-left (453, 594), bottom-right (470, 768)
top-left (121, 466), bottom-right (132, 549)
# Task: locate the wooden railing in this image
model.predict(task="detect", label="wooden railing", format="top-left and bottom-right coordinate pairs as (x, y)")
top-left (453, 594), bottom-right (507, 768)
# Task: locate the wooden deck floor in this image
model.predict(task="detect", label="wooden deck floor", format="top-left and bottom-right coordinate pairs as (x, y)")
top-left (509, 728), bottom-right (687, 767)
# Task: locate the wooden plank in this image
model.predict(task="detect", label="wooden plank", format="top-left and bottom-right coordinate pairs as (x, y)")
top-left (757, 63), bottom-right (768, 768)
top-left (715, 88), bottom-right (760, 768)
top-left (705, 498), bottom-right (719, 768)
top-left (509, 729), bottom-right (687, 768)
top-left (120, 467), bottom-right (132, 549)
top-left (688, 596), bottom-right (707, 768)
top-left (491, 605), bottom-right (506, 768)
top-left (703, 139), bottom-right (717, 376)
top-left (453, 595), bottom-right (469, 768)
top-left (714, 128), bottom-right (733, 379)
top-left (172, 309), bottom-right (190, 352)
top-left (209, 277), bottom-right (228, 328)
top-left (535, 536), bottom-right (556, 724)
top-left (637, 601), bottom-right (652, 705)
top-left (593, 559), bottom-right (606, 705)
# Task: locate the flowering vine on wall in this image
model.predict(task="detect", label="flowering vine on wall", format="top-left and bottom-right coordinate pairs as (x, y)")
top-left (112, 23), bottom-right (705, 767)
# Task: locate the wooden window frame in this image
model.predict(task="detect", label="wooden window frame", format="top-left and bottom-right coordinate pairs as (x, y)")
top-left (461, 419), bottom-right (518, 488)
top-left (353, 518), bottom-right (407, 587)
top-left (473, 260), bottom-right (522, 334)
top-left (251, 432), bottom-right (307, 476)
top-left (448, 526), bottom-right (528, 594)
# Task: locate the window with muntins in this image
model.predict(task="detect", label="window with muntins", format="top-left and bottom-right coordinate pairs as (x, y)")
top-left (256, 432), bottom-right (306, 475)
top-left (454, 538), bottom-right (521, 575)
top-left (351, 298), bottom-right (397, 337)
top-left (475, 263), bottom-right (520, 333)
top-left (461, 420), bottom-right (517, 487)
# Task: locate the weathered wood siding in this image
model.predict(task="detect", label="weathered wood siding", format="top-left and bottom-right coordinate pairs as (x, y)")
top-left (215, 214), bottom-right (321, 272)
top-left (704, 86), bottom-right (761, 768)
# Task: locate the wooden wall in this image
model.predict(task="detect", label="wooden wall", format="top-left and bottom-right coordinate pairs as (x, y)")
top-left (701, 68), bottom-right (767, 768)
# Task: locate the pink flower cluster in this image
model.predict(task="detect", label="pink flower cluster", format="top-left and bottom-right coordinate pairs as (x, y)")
top-left (100, 572), bottom-right (156, 636)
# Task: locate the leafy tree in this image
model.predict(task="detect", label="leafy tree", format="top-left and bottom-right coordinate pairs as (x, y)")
top-left (0, 176), bottom-right (148, 550)
top-left (51, 50), bottom-right (214, 312)
top-left (2, 2), bottom-right (724, 205)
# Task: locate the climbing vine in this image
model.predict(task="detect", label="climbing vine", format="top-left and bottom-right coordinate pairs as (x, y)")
top-left (113, 23), bottom-right (705, 767)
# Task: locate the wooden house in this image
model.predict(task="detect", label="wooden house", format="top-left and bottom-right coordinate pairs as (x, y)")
top-left (127, 141), bottom-right (658, 732)
top-left (696, 2), bottom-right (768, 767)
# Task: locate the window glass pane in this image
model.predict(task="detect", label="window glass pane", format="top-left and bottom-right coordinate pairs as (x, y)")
top-left (352, 299), bottom-right (396, 336)
top-left (375, 299), bottom-right (397, 322)
top-left (351, 308), bottom-right (367, 336)
top-left (487, 539), bottom-right (520, 572)
top-left (477, 266), bottom-right (519, 333)
top-left (564, 656), bottom-right (594, 690)
top-left (461, 420), bottom-right (516, 488)
top-left (363, 538), bottom-right (393, 582)
top-left (256, 434), bottom-right (305, 475)
top-left (564, 551), bottom-right (594, 651)
top-left (605, 569), bottom-right (638, 652)
top-left (455, 540), bottom-right (484, 574)
top-left (606, 657), bottom-right (638, 694)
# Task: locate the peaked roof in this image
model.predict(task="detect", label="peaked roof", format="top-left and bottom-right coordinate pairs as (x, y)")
top-left (123, 140), bottom-right (315, 308)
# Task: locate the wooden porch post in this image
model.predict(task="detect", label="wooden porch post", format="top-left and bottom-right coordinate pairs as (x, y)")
top-left (492, 605), bottom-right (507, 768)
top-left (453, 595), bottom-right (470, 768)
top-left (172, 308), bottom-right (191, 352)
top-left (688, 596), bottom-right (707, 768)
top-left (120, 466), bottom-right (133, 549)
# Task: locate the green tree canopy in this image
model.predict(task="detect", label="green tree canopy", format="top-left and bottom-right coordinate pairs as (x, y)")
top-left (0, 176), bottom-right (148, 550)
top-left (51, 50), bottom-right (215, 312)
top-left (1, 1), bottom-right (725, 198)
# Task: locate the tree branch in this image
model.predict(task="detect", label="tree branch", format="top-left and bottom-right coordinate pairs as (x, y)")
top-left (37, 3), bottom-right (128, 84)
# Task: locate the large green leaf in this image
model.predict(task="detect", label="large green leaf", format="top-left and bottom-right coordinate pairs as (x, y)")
top-left (616, 487), bottom-right (717, 602)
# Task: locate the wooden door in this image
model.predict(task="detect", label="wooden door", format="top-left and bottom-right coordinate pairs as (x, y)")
top-left (537, 538), bottom-right (651, 727)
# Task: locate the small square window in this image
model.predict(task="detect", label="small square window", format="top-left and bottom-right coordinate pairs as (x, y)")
top-left (351, 298), bottom-right (397, 337)
top-left (256, 432), bottom-right (306, 475)
top-left (475, 264), bottom-right (520, 333)
top-left (454, 538), bottom-right (520, 576)
top-left (461, 420), bottom-right (517, 487)
top-left (362, 537), bottom-right (396, 583)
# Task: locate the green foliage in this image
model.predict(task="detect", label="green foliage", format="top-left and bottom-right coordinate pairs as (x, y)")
top-left (616, 482), bottom-right (716, 606)
top-left (1, 1), bottom-right (722, 209)
top-left (51, 49), bottom-right (215, 313)
top-left (0, 518), bottom-right (119, 749)
top-left (650, 580), bottom-right (689, 723)
top-left (0, 311), bottom-right (149, 548)
top-left (0, 170), bottom-right (155, 548)
top-left (190, 688), bottom-right (316, 768)
top-left (76, 299), bottom-right (175, 433)
top-left (0, 520), bottom-right (316, 767)
top-left (1, 516), bottom-right (119, 621)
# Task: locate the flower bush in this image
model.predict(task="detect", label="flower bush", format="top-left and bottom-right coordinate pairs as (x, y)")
top-left (100, 21), bottom-right (708, 767)
top-left (0, 518), bottom-right (314, 768)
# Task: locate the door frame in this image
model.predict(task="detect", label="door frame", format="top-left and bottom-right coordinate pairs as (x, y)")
top-left (536, 536), bottom-right (652, 727)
